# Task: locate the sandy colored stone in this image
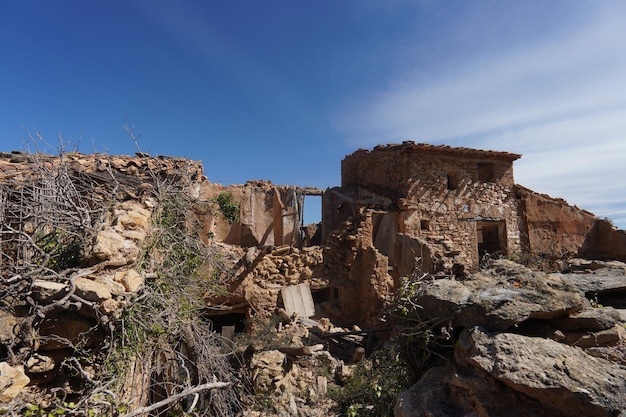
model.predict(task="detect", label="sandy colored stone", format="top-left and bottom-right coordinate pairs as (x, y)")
top-left (0, 362), bottom-right (30, 402)
top-left (115, 269), bottom-right (144, 292)
top-left (250, 350), bottom-right (286, 394)
top-left (95, 275), bottom-right (127, 296)
top-left (31, 280), bottom-right (67, 302)
top-left (25, 354), bottom-right (56, 374)
top-left (99, 298), bottom-right (121, 315)
top-left (458, 327), bottom-right (626, 417)
top-left (75, 277), bottom-right (112, 301)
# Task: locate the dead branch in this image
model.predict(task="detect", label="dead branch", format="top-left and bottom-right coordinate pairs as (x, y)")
top-left (120, 381), bottom-right (231, 417)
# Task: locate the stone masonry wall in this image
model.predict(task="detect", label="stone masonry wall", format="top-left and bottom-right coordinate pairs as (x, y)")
top-left (335, 142), bottom-right (522, 272)
top-left (515, 186), bottom-right (598, 259)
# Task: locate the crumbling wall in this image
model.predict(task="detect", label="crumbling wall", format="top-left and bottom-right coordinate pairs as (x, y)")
top-left (322, 212), bottom-right (395, 328)
top-left (515, 186), bottom-right (597, 259)
top-left (327, 142), bottom-right (523, 273)
top-left (580, 219), bottom-right (626, 262)
top-left (199, 180), bottom-right (309, 248)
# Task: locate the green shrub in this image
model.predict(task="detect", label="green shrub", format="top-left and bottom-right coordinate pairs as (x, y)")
top-left (214, 192), bottom-right (239, 224)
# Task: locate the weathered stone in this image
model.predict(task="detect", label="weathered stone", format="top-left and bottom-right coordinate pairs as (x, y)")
top-left (93, 229), bottom-right (136, 264)
top-left (0, 362), bottom-right (30, 402)
top-left (249, 350), bottom-right (286, 394)
top-left (75, 277), bottom-right (112, 301)
top-left (31, 280), bottom-right (67, 302)
top-left (115, 204), bottom-right (151, 229)
top-left (414, 260), bottom-right (586, 331)
top-left (25, 354), bottom-right (56, 373)
top-left (560, 267), bottom-right (626, 296)
top-left (115, 269), bottom-right (144, 292)
top-left (395, 365), bottom-right (552, 417)
top-left (99, 298), bottom-right (121, 315)
top-left (563, 325), bottom-right (625, 348)
top-left (95, 275), bottom-right (127, 296)
top-left (458, 327), bottom-right (626, 417)
top-left (551, 307), bottom-right (623, 332)
top-left (0, 309), bottom-right (18, 342)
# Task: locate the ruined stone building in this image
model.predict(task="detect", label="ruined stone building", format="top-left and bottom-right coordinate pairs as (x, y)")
top-left (323, 142), bottom-right (626, 277)
top-left (1, 143), bottom-right (625, 332)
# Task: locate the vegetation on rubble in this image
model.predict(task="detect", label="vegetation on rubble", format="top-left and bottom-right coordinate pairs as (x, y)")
top-left (329, 269), bottom-right (450, 417)
top-left (387, 258), bottom-right (457, 381)
top-left (0, 137), bottom-right (246, 416)
top-left (103, 185), bottom-right (246, 416)
top-left (329, 344), bottom-right (410, 417)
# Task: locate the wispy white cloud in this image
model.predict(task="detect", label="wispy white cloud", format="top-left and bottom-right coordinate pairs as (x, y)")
top-left (333, 2), bottom-right (626, 227)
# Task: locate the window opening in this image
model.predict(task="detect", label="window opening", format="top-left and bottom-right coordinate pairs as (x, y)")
top-left (478, 163), bottom-right (496, 182)
top-left (447, 172), bottom-right (460, 190)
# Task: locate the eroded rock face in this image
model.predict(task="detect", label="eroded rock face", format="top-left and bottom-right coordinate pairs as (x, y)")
top-left (395, 365), bottom-right (552, 417)
top-left (414, 260), bottom-right (587, 331)
top-left (458, 327), bottom-right (626, 417)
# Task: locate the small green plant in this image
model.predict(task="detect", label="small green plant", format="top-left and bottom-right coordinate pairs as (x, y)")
top-left (330, 345), bottom-right (410, 417)
top-left (213, 192), bottom-right (239, 224)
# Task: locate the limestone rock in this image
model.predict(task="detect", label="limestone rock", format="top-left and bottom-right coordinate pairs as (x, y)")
top-left (250, 350), bottom-right (286, 394)
top-left (560, 266), bottom-right (626, 296)
top-left (99, 298), bottom-right (121, 315)
top-left (457, 327), bottom-right (626, 417)
top-left (115, 269), bottom-right (144, 292)
top-left (0, 362), bottom-right (30, 402)
top-left (75, 277), bottom-right (112, 302)
top-left (395, 365), bottom-right (551, 417)
top-left (92, 228), bottom-right (137, 264)
top-left (551, 307), bottom-right (623, 332)
top-left (31, 280), bottom-right (67, 302)
top-left (95, 275), bottom-right (127, 296)
top-left (414, 260), bottom-right (586, 330)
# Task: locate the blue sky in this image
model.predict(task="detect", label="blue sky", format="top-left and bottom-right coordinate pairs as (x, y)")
top-left (1, 1), bottom-right (625, 227)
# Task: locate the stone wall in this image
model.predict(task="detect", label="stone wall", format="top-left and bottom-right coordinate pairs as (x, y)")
top-left (327, 142), bottom-right (523, 273)
top-left (199, 180), bottom-right (321, 248)
top-left (580, 219), bottom-right (626, 262)
top-left (515, 186), bottom-right (597, 260)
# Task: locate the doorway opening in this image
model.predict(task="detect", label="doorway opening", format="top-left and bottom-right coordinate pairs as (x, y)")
top-left (206, 312), bottom-right (247, 334)
top-left (477, 221), bottom-right (506, 258)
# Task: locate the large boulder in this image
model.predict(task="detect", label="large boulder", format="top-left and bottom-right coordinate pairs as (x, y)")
top-left (457, 327), bottom-right (626, 417)
top-left (414, 260), bottom-right (587, 330)
top-left (395, 365), bottom-right (553, 417)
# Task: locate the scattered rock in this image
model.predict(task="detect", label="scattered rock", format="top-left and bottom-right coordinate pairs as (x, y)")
top-left (0, 362), bottom-right (30, 403)
top-left (250, 350), bottom-right (287, 394)
top-left (115, 269), bottom-right (144, 293)
top-left (395, 365), bottom-right (551, 417)
top-left (75, 277), bottom-right (112, 302)
top-left (31, 280), bottom-right (67, 302)
top-left (551, 307), bottom-right (623, 332)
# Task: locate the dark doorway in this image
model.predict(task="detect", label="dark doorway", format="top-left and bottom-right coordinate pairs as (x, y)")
top-left (206, 312), bottom-right (247, 334)
top-left (477, 221), bottom-right (504, 257)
